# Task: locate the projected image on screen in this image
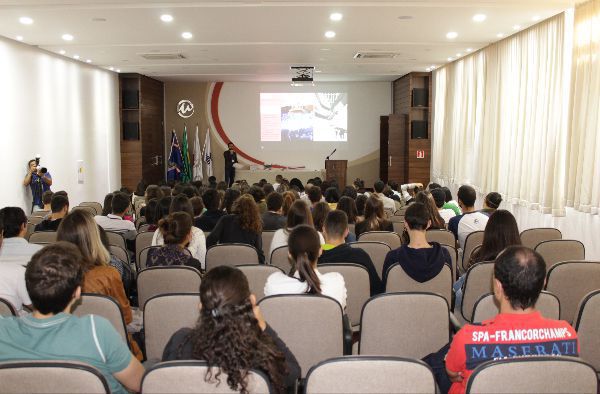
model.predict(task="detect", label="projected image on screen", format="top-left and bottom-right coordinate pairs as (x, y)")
top-left (260, 93), bottom-right (347, 142)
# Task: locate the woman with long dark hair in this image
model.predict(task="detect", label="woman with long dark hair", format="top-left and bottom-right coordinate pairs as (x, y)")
top-left (264, 225), bottom-right (347, 308)
top-left (354, 196), bottom-right (393, 237)
top-left (162, 266), bottom-right (300, 394)
top-left (468, 209), bottom-right (521, 268)
top-left (336, 196), bottom-right (358, 224)
top-left (269, 200), bottom-right (324, 257)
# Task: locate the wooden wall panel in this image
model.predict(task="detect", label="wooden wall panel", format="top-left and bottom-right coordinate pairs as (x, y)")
top-left (140, 76), bottom-right (164, 186)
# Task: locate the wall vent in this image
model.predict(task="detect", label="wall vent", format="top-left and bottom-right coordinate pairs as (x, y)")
top-left (354, 52), bottom-right (399, 59)
top-left (139, 53), bottom-right (186, 60)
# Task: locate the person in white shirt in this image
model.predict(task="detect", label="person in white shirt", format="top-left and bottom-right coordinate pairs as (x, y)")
top-left (431, 188), bottom-right (456, 224)
top-left (0, 207), bottom-right (43, 266)
top-left (448, 185), bottom-right (489, 249)
top-left (373, 180), bottom-right (396, 212)
top-left (94, 192), bottom-right (137, 240)
top-left (264, 225), bottom-right (346, 309)
top-left (269, 200), bottom-right (324, 258)
top-left (0, 213), bottom-right (32, 313)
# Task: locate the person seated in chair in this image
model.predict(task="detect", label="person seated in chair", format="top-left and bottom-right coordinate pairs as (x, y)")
top-left (261, 192), bottom-right (286, 231)
top-left (34, 194), bottom-right (69, 232)
top-left (448, 185), bottom-right (489, 250)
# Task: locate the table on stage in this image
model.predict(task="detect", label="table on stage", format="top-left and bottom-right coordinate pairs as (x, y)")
top-left (235, 169), bottom-right (325, 185)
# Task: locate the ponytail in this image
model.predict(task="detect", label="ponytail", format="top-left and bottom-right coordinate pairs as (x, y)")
top-left (289, 252), bottom-right (321, 294)
top-left (287, 225), bottom-right (322, 295)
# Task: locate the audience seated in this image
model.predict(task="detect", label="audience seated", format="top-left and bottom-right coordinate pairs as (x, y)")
top-left (382, 203), bottom-right (450, 287)
top-left (220, 188), bottom-right (241, 214)
top-left (57, 210), bottom-right (142, 359)
top-left (373, 180), bottom-right (396, 211)
top-left (324, 187), bottom-right (340, 210)
top-left (442, 187), bottom-right (461, 216)
top-left (448, 185), bottom-right (489, 249)
top-left (189, 196), bottom-right (205, 219)
top-left (0, 207), bottom-right (42, 265)
top-left (152, 195), bottom-right (206, 267)
top-left (336, 196), bottom-right (358, 225)
top-left (431, 188), bottom-right (456, 223)
top-left (143, 198), bottom-right (160, 231)
top-left (148, 212), bottom-right (202, 271)
top-left (94, 192), bottom-right (136, 240)
top-left (261, 192), bottom-right (286, 231)
top-left (0, 242), bottom-right (144, 394)
top-left (41, 190), bottom-right (53, 212)
top-left (34, 194), bottom-right (69, 232)
top-left (195, 188), bottom-right (225, 231)
top-left (162, 265), bottom-right (300, 393)
top-left (354, 196), bottom-right (394, 238)
top-left (98, 227), bottom-right (134, 295)
top-left (270, 200), bottom-right (324, 257)
top-left (101, 192), bottom-right (114, 216)
top-left (355, 194), bottom-right (367, 222)
top-left (206, 195), bottom-right (265, 263)
top-left (249, 185), bottom-right (267, 214)
top-left (312, 202), bottom-right (331, 233)
top-left (281, 191), bottom-right (296, 216)
top-left (306, 185), bottom-right (323, 208)
top-left (445, 246), bottom-right (579, 394)
top-left (140, 185), bottom-right (164, 218)
top-left (264, 225), bottom-right (347, 309)
top-left (480, 191), bottom-right (503, 217)
top-left (319, 210), bottom-right (382, 295)
top-left (0, 214), bottom-right (31, 313)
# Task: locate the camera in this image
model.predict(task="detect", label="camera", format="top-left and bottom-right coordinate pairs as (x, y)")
top-left (36, 166), bottom-right (48, 174)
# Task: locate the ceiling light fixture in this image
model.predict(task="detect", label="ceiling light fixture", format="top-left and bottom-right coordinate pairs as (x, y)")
top-left (324, 31), bottom-right (336, 38)
top-left (181, 32), bottom-right (193, 39)
top-left (456, 53), bottom-right (462, 57)
top-left (109, 66), bottom-right (114, 71)
top-left (466, 48), bottom-right (473, 52)
top-left (496, 33), bottom-right (505, 38)
top-left (426, 67), bottom-right (431, 71)
top-left (513, 24), bottom-right (521, 30)
top-left (446, 31), bottom-right (458, 39)
top-left (447, 57), bottom-right (454, 61)
top-left (161, 14), bottom-right (173, 22)
top-left (73, 54), bottom-right (80, 59)
top-left (59, 50), bottom-right (66, 55)
top-left (62, 34), bottom-right (74, 41)
top-left (116, 69), bottom-right (121, 72)
top-left (329, 13), bottom-right (343, 21)
top-left (472, 14), bottom-right (487, 22)
top-left (16, 36), bottom-right (23, 41)
top-left (532, 15), bottom-right (541, 22)
top-left (19, 16), bottom-right (33, 25)
top-left (86, 59), bottom-right (92, 63)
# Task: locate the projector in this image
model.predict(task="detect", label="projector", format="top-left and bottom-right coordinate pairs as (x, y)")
top-left (291, 66), bottom-right (314, 82)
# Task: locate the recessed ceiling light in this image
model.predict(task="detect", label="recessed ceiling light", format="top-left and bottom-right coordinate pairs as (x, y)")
top-left (397, 15), bottom-right (413, 20)
top-left (472, 14), bottom-right (487, 22)
top-left (116, 69), bottom-right (121, 72)
top-left (19, 16), bottom-right (33, 25)
top-left (315, 70), bottom-right (322, 73)
top-left (513, 25), bottom-right (521, 30)
top-left (16, 35), bottom-right (23, 41)
top-left (91, 17), bottom-right (107, 22)
top-left (109, 66), bottom-right (114, 71)
top-left (86, 59), bottom-right (92, 63)
top-left (320, 48), bottom-right (331, 51)
top-left (446, 31), bottom-right (458, 39)
top-left (431, 65), bottom-right (437, 68)
top-left (161, 14), bottom-right (173, 22)
top-left (324, 31), bottom-right (336, 38)
top-left (466, 48), bottom-right (473, 52)
top-left (181, 32), bottom-right (193, 39)
top-left (426, 67), bottom-right (431, 71)
top-left (329, 13), bottom-right (343, 22)
top-left (59, 50), bottom-right (66, 55)
top-left (532, 15), bottom-right (541, 22)
top-left (496, 33), bottom-right (505, 38)
top-left (447, 57), bottom-right (454, 61)
top-left (73, 54), bottom-right (80, 59)
top-left (62, 34), bottom-right (74, 41)
top-left (456, 53), bottom-right (462, 57)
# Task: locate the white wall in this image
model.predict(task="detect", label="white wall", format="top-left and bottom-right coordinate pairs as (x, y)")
top-left (0, 37), bottom-right (120, 212)
top-left (215, 82), bottom-right (391, 169)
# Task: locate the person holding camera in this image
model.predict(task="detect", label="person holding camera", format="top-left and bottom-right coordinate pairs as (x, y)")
top-left (23, 158), bottom-right (52, 212)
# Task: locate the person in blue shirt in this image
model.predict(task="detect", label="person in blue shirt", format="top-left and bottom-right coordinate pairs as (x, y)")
top-left (22, 159), bottom-right (52, 212)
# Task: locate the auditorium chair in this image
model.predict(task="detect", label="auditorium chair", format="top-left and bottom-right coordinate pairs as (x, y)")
top-left (535, 240), bottom-right (585, 271)
top-left (357, 231), bottom-right (401, 250)
top-left (237, 264), bottom-right (283, 300)
top-left (269, 245), bottom-right (291, 273)
top-left (520, 227), bottom-right (562, 250)
top-left (71, 294), bottom-right (129, 347)
top-left (441, 243), bottom-right (458, 280)
top-left (260, 230), bottom-right (275, 264)
top-left (137, 246), bottom-right (162, 271)
top-left (459, 261), bottom-right (495, 323)
top-left (135, 232), bottom-right (155, 263)
top-left (71, 205), bottom-right (97, 215)
top-left (574, 290), bottom-right (600, 372)
top-left (471, 291), bottom-right (560, 323)
top-left (384, 263), bottom-right (452, 306)
top-left (28, 231), bottom-right (57, 244)
top-left (105, 231), bottom-right (126, 250)
top-left (137, 266), bottom-right (201, 310)
top-left (0, 298), bottom-right (17, 317)
top-left (426, 229), bottom-right (456, 247)
top-left (461, 231), bottom-right (484, 273)
top-left (349, 241), bottom-right (392, 279)
top-left (205, 243), bottom-right (260, 271)
top-left (79, 202), bottom-right (102, 215)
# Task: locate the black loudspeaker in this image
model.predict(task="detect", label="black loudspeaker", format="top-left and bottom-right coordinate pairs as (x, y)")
top-left (123, 122), bottom-right (139, 140)
top-left (412, 88), bottom-right (428, 107)
top-left (411, 121), bottom-right (428, 139)
top-left (122, 90), bottom-right (139, 109)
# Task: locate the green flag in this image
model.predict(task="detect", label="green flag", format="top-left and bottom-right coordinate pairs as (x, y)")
top-left (181, 125), bottom-right (192, 182)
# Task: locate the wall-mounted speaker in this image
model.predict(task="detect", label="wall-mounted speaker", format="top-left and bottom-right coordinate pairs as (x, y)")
top-left (411, 120), bottom-right (428, 139)
top-left (122, 90), bottom-right (139, 109)
top-left (123, 122), bottom-right (139, 140)
top-left (412, 88), bottom-right (428, 107)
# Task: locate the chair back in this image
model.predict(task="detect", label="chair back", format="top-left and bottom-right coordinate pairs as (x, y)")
top-left (71, 205), bottom-right (97, 215)
top-left (137, 266), bottom-right (202, 310)
top-left (520, 227), bottom-right (562, 249)
top-left (28, 231), bottom-right (57, 244)
top-left (392, 222), bottom-right (404, 236)
top-left (389, 215), bottom-right (404, 223)
top-left (79, 202), bottom-right (103, 215)
top-left (258, 294), bottom-right (344, 377)
top-left (466, 357), bottom-right (597, 394)
top-left (106, 231), bottom-right (126, 250)
top-left (26, 222), bottom-right (36, 239)
top-left (109, 245), bottom-right (130, 266)
top-left (29, 211), bottom-right (50, 218)
top-left (319, 263), bottom-right (370, 327)
top-left (384, 264), bottom-right (452, 306)
top-left (141, 361), bottom-right (271, 394)
top-left (71, 294), bottom-right (128, 344)
top-left (546, 261), bottom-right (600, 323)
top-left (205, 243), bottom-right (260, 271)
top-left (349, 241), bottom-right (392, 279)
top-left (305, 356), bottom-right (436, 394)
top-left (359, 292), bottom-right (449, 359)
top-left (27, 216), bottom-right (45, 225)
top-left (0, 298), bottom-right (17, 316)
top-left (395, 206), bottom-right (408, 216)
top-left (138, 246), bottom-right (161, 271)
top-left (574, 290), bottom-right (600, 371)
top-left (441, 244), bottom-right (458, 280)
top-left (348, 223), bottom-right (355, 235)
top-left (462, 231), bottom-right (484, 272)
top-left (269, 245), bottom-right (291, 273)
top-left (237, 264), bottom-right (284, 300)
top-left (472, 291), bottom-right (560, 323)
top-left (535, 240), bottom-right (585, 270)
top-left (357, 231), bottom-right (401, 250)
top-left (144, 294), bottom-right (200, 364)
top-left (137, 223), bottom-right (152, 233)
top-left (0, 361), bottom-right (110, 394)
top-left (426, 229), bottom-right (456, 247)
top-left (461, 261), bottom-right (495, 322)
top-left (261, 231), bottom-right (275, 264)
top-left (135, 232), bottom-right (155, 262)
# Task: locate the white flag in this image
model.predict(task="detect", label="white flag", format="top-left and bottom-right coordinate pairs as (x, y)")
top-left (203, 128), bottom-right (213, 177)
top-left (192, 125), bottom-right (203, 181)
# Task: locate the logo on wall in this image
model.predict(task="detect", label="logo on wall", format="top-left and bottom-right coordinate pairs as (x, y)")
top-left (177, 100), bottom-right (194, 118)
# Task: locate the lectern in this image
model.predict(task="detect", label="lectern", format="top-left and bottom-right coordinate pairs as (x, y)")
top-left (325, 160), bottom-right (347, 188)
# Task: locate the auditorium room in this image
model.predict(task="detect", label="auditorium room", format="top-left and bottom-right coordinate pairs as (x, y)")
top-left (1, 0), bottom-right (599, 393)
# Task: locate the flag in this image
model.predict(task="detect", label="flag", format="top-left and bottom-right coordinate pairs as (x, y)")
top-left (192, 125), bottom-right (203, 181)
top-left (203, 128), bottom-right (213, 177)
top-left (181, 125), bottom-right (192, 183)
top-left (167, 130), bottom-right (184, 181)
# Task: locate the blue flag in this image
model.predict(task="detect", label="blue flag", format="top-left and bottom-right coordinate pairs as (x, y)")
top-left (167, 130), bottom-right (184, 181)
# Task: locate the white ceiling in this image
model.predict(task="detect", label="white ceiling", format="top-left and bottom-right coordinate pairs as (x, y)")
top-left (0, 0), bottom-right (580, 82)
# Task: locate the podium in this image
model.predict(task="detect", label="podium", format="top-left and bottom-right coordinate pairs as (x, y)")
top-left (325, 160), bottom-right (347, 188)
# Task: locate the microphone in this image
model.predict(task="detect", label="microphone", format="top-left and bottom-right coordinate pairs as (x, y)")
top-left (326, 148), bottom-right (337, 160)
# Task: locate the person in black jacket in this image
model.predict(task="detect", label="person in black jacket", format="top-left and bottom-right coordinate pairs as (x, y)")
top-left (195, 188), bottom-right (225, 231)
top-left (34, 194), bottom-right (69, 232)
top-left (162, 266), bottom-right (300, 394)
top-left (261, 192), bottom-right (286, 231)
top-left (382, 202), bottom-right (450, 288)
top-left (206, 194), bottom-right (265, 263)
top-left (223, 142), bottom-right (238, 187)
top-left (319, 210), bottom-right (383, 295)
